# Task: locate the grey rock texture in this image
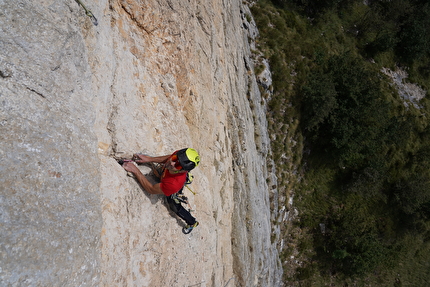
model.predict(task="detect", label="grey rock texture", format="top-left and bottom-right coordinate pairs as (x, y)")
top-left (0, 0), bottom-right (102, 285)
top-left (0, 0), bottom-right (282, 286)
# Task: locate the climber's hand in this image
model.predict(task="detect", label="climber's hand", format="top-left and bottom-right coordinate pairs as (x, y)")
top-left (122, 161), bottom-right (140, 174)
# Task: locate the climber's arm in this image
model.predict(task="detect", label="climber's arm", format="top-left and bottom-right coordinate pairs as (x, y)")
top-left (133, 154), bottom-right (171, 164)
top-left (122, 162), bottom-right (164, 195)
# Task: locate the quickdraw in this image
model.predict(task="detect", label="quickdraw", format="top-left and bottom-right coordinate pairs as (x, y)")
top-left (172, 193), bottom-right (194, 212)
top-left (75, 0), bottom-right (98, 26)
top-left (185, 185), bottom-right (196, 195)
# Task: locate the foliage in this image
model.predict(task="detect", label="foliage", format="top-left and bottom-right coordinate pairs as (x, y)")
top-left (301, 52), bottom-right (395, 169)
top-left (252, 0), bottom-right (430, 285)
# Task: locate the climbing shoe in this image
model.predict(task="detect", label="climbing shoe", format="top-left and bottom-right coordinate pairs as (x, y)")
top-left (182, 221), bottom-right (199, 234)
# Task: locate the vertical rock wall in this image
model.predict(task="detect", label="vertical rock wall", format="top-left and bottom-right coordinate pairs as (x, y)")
top-left (0, 0), bottom-right (102, 285)
top-left (0, 0), bottom-right (282, 286)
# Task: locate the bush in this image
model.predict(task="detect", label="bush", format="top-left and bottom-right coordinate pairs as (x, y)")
top-left (396, 3), bottom-right (430, 63)
top-left (301, 52), bottom-right (393, 169)
top-left (253, 0), bottom-right (430, 284)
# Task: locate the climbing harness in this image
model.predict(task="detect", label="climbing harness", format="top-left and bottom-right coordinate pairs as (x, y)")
top-left (171, 192), bottom-right (194, 212)
top-left (75, 0), bottom-right (98, 26)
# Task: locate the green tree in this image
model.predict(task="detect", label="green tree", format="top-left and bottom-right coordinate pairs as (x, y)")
top-left (394, 176), bottom-right (430, 215)
top-left (301, 52), bottom-right (392, 169)
top-left (396, 3), bottom-right (430, 63)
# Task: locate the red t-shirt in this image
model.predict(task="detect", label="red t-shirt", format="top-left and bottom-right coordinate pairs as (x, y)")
top-left (160, 167), bottom-right (187, 196)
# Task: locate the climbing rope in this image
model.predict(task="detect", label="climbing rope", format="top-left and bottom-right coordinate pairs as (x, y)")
top-left (75, 0), bottom-right (98, 26)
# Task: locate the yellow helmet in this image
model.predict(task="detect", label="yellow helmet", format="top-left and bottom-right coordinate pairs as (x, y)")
top-left (177, 148), bottom-right (200, 171)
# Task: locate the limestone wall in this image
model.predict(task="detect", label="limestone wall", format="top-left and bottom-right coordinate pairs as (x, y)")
top-left (0, 0), bottom-right (282, 286)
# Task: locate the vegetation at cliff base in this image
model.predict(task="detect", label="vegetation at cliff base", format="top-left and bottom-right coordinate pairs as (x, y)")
top-left (251, 0), bottom-right (430, 285)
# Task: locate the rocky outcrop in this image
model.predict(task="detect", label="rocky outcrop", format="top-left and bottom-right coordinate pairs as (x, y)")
top-left (0, 0), bottom-right (282, 286)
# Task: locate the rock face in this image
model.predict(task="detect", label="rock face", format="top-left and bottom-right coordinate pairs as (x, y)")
top-left (0, 0), bottom-right (282, 286)
top-left (0, 1), bottom-right (102, 285)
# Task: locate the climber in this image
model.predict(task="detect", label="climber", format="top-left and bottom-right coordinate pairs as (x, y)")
top-left (122, 148), bottom-right (200, 234)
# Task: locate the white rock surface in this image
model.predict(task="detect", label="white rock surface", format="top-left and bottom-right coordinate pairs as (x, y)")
top-left (0, 0), bottom-right (282, 286)
top-left (381, 67), bottom-right (426, 109)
